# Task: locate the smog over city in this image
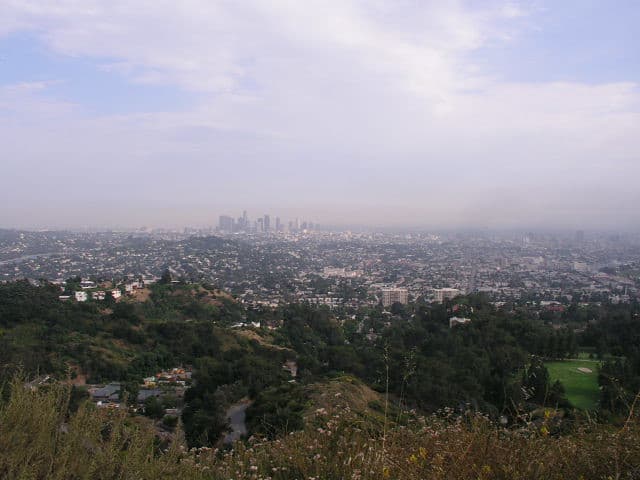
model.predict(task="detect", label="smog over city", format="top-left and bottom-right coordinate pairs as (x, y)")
top-left (1, 1), bottom-right (639, 231)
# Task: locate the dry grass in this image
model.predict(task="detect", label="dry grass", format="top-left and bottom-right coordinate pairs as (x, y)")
top-left (234, 330), bottom-right (293, 354)
top-left (305, 375), bottom-right (383, 420)
top-left (1, 378), bottom-right (639, 480)
top-left (0, 379), bottom-right (203, 480)
top-left (128, 287), bottom-right (152, 303)
top-left (207, 400), bottom-right (640, 480)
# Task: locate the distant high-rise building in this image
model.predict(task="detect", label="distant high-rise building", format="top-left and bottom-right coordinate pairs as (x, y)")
top-left (573, 261), bottom-right (589, 273)
top-left (219, 215), bottom-right (234, 232)
top-left (576, 230), bottom-right (585, 243)
top-left (256, 217), bottom-right (264, 232)
top-left (433, 288), bottom-right (461, 303)
top-left (263, 214), bottom-right (270, 232)
top-left (381, 287), bottom-right (408, 307)
top-left (275, 217), bottom-right (281, 232)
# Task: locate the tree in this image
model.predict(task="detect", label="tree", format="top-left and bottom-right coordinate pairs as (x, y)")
top-left (390, 302), bottom-right (406, 315)
top-left (120, 382), bottom-right (140, 406)
top-left (246, 383), bottom-right (306, 439)
top-left (160, 269), bottom-right (172, 285)
top-left (182, 391), bottom-right (226, 447)
top-left (521, 357), bottom-right (568, 407)
top-left (144, 396), bottom-right (164, 419)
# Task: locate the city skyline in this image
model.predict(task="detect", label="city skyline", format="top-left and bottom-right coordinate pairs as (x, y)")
top-left (1, 1), bottom-right (639, 230)
top-left (2, 214), bottom-right (640, 235)
top-left (218, 210), bottom-right (318, 234)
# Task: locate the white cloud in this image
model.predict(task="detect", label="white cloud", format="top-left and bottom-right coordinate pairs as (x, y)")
top-left (0, 1), bottom-right (638, 228)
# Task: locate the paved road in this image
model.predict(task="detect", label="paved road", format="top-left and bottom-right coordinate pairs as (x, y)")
top-left (223, 401), bottom-right (250, 444)
top-left (0, 252), bottom-right (59, 265)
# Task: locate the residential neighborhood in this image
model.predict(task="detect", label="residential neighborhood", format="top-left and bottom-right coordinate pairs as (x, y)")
top-left (1, 228), bottom-right (638, 311)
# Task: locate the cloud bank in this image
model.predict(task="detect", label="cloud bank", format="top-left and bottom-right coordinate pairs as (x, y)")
top-left (1, 1), bottom-right (638, 229)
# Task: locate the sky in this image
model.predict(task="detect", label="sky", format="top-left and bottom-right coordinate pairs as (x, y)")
top-left (0, 0), bottom-right (639, 230)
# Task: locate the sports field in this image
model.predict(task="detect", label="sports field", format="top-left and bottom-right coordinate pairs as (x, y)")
top-left (545, 359), bottom-right (600, 410)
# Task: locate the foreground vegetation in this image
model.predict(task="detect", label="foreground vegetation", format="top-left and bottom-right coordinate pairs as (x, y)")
top-left (1, 378), bottom-right (639, 480)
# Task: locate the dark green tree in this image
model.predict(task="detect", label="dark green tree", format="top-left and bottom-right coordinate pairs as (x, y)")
top-left (143, 396), bottom-right (164, 419)
top-left (160, 269), bottom-right (172, 285)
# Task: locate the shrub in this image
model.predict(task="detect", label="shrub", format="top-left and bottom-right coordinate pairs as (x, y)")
top-left (1, 376), bottom-right (639, 480)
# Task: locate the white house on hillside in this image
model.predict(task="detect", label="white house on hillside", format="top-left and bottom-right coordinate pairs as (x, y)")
top-left (449, 316), bottom-right (471, 328)
top-left (74, 291), bottom-right (88, 302)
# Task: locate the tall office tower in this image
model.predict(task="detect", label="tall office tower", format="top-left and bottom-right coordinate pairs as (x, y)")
top-left (433, 288), bottom-right (461, 303)
top-left (218, 215), bottom-right (234, 232)
top-left (256, 217), bottom-right (264, 232)
top-left (576, 230), bottom-right (585, 243)
top-left (381, 287), bottom-right (408, 307)
top-left (295, 218), bottom-right (300, 231)
top-left (242, 210), bottom-right (248, 228)
top-left (275, 217), bottom-right (281, 232)
top-left (263, 214), bottom-right (271, 232)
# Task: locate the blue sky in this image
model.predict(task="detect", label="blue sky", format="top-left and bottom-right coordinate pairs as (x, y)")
top-left (0, 32), bottom-right (193, 114)
top-left (474, 1), bottom-right (640, 84)
top-left (0, 1), bottom-right (638, 229)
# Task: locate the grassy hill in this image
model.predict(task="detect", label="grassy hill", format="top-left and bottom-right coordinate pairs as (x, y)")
top-left (545, 359), bottom-right (600, 410)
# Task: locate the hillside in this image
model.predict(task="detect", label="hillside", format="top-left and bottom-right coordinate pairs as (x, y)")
top-left (2, 279), bottom-right (640, 477)
top-left (1, 378), bottom-right (639, 480)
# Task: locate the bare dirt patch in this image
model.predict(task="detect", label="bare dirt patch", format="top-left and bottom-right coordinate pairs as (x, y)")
top-left (130, 287), bottom-right (151, 302)
top-left (577, 367), bottom-right (593, 374)
top-left (234, 330), bottom-right (292, 353)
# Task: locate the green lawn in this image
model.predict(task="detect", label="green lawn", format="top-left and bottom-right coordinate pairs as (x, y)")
top-left (545, 359), bottom-right (600, 410)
